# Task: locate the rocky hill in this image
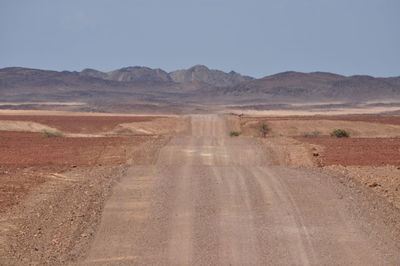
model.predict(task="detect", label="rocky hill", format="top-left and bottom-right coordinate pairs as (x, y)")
top-left (79, 65), bottom-right (251, 87)
top-left (81, 67), bottom-right (172, 83)
top-left (169, 65), bottom-right (253, 87)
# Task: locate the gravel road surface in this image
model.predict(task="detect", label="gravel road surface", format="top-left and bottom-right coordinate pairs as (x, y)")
top-left (78, 115), bottom-right (399, 265)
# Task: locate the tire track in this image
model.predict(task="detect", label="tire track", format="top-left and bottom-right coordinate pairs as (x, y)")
top-left (79, 114), bottom-right (399, 265)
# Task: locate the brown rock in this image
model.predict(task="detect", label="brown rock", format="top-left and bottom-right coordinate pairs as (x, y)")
top-left (368, 182), bottom-right (379, 188)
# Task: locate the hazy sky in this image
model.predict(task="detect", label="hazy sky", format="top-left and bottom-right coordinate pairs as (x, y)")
top-left (1, 0), bottom-right (399, 78)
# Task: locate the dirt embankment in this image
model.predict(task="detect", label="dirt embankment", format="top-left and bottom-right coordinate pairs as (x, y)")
top-left (0, 114), bottom-right (188, 265)
top-left (239, 114), bottom-right (400, 211)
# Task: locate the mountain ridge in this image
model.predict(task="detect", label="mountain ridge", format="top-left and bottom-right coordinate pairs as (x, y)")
top-left (0, 66), bottom-right (399, 105)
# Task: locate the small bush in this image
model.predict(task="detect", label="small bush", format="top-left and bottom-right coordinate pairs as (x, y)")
top-left (230, 131), bottom-right (241, 137)
top-left (260, 123), bottom-right (270, 138)
top-left (43, 130), bottom-right (63, 138)
top-left (330, 129), bottom-right (349, 138)
top-left (303, 131), bottom-right (321, 138)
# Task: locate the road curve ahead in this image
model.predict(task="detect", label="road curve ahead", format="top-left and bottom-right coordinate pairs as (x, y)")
top-left (79, 115), bottom-right (399, 265)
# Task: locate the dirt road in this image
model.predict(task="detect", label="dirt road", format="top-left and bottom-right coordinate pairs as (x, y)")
top-left (78, 115), bottom-right (399, 265)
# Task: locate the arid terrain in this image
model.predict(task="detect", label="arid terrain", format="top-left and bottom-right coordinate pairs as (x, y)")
top-left (0, 111), bottom-right (399, 265)
top-left (2, 0), bottom-right (400, 263)
top-left (0, 113), bottom-right (188, 265)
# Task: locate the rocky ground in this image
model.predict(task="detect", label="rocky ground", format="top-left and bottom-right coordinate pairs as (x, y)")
top-left (239, 114), bottom-right (400, 213)
top-left (0, 114), bottom-right (186, 265)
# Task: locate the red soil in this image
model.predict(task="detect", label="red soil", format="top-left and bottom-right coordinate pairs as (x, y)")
top-left (0, 131), bottom-right (147, 166)
top-left (298, 137), bottom-right (400, 167)
top-left (0, 130), bottom-right (151, 211)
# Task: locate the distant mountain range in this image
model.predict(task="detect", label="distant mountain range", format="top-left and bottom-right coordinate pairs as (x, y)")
top-left (219, 71), bottom-right (400, 103)
top-left (0, 65), bottom-right (399, 108)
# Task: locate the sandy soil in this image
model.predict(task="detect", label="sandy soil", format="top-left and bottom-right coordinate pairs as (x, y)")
top-left (0, 115), bottom-right (188, 137)
top-left (0, 120), bottom-right (60, 134)
top-left (113, 117), bottom-right (189, 135)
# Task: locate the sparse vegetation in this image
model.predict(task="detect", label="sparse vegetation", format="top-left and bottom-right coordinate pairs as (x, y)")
top-left (303, 131), bottom-right (321, 138)
top-left (43, 130), bottom-right (63, 138)
top-left (330, 129), bottom-right (349, 138)
top-left (260, 123), bottom-right (270, 138)
top-left (230, 130), bottom-right (241, 137)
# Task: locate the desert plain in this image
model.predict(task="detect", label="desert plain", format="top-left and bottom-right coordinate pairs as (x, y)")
top-left (0, 107), bottom-right (399, 265)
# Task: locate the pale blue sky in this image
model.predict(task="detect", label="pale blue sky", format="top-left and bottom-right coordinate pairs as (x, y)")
top-left (0, 0), bottom-right (399, 78)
